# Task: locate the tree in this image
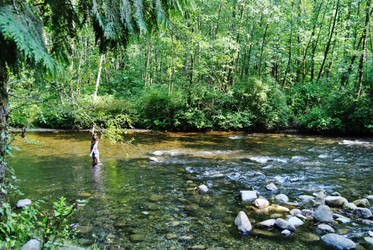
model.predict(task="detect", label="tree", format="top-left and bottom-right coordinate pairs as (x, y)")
top-left (0, 0), bottom-right (189, 205)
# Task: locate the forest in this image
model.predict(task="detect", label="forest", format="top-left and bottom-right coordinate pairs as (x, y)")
top-left (0, 0), bottom-right (373, 249)
top-left (4, 0), bottom-right (373, 135)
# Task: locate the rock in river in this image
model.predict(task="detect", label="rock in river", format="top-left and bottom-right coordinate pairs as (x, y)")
top-left (316, 224), bottom-right (335, 234)
top-left (198, 184), bottom-right (209, 193)
top-left (266, 183), bottom-right (278, 191)
top-left (275, 218), bottom-right (296, 232)
top-left (17, 199), bottom-right (32, 209)
top-left (288, 216), bottom-right (304, 227)
top-left (325, 196), bottom-right (348, 207)
top-left (281, 229), bottom-right (291, 237)
top-left (314, 205), bottom-right (334, 223)
top-left (275, 194), bottom-right (289, 204)
top-left (321, 233), bottom-right (356, 250)
top-left (235, 211), bottom-right (252, 234)
top-left (259, 219), bottom-right (276, 228)
top-left (353, 207), bottom-right (372, 219)
top-left (254, 198), bottom-right (269, 209)
top-left (353, 198), bottom-right (370, 207)
top-left (240, 190), bottom-right (257, 202)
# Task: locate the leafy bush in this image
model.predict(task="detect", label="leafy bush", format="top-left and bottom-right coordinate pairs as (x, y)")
top-left (0, 197), bottom-right (77, 249)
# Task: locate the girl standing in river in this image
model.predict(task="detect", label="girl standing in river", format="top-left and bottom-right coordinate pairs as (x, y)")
top-left (90, 133), bottom-right (100, 165)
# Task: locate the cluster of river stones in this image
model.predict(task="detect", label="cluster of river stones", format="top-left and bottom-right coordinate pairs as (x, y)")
top-left (209, 183), bottom-right (373, 249)
top-left (197, 182), bottom-right (373, 250)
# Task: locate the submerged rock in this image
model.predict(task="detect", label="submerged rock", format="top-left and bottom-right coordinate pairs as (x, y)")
top-left (259, 219), bottom-right (276, 228)
top-left (301, 209), bottom-right (314, 218)
top-left (325, 196), bottom-right (348, 207)
top-left (240, 190), bottom-right (257, 202)
top-left (269, 205), bottom-right (290, 213)
top-left (21, 239), bottom-right (40, 250)
top-left (290, 208), bottom-right (302, 216)
top-left (266, 183), bottom-right (278, 191)
top-left (364, 237), bottom-right (373, 245)
top-left (17, 199), bottom-right (32, 209)
top-left (299, 195), bottom-right (315, 206)
top-left (288, 216), bottom-right (304, 227)
top-left (334, 214), bottom-right (351, 224)
top-left (166, 233), bottom-right (178, 240)
top-left (314, 205), bottom-right (334, 223)
top-left (198, 184), bottom-right (209, 193)
top-left (353, 198), bottom-right (370, 207)
top-left (130, 234), bottom-right (145, 242)
top-left (281, 229), bottom-right (291, 237)
top-left (254, 198), bottom-right (269, 209)
top-left (345, 203), bottom-right (357, 210)
top-left (321, 233), bottom-right (356, 250)
top-left (316, 224), bottom-right (335, 234)
top-left (275, 218), bottom-right (296, 232)
top-left (275, 194), bottom-right (289, 204)
top-left (300, 232), bottom-right (320, 242)
top-left (353, 207), bottom-right (372, 219)
top-left (252, 229), bottom-right (277, 237)
top-left (235, 211), bottom-right (252, 234)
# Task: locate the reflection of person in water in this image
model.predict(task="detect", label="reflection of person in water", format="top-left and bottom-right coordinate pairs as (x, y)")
top-left (91, 164), bottom-right (104, 195)
top-left (90, 133), bottom-right (100, 166)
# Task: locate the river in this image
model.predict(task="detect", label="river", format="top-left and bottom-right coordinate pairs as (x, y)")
top-left (9, 132), bottom-right (373, 249)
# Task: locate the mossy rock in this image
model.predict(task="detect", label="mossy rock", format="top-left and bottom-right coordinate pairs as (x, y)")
top-left (130, 234), bottom-right (145, 242)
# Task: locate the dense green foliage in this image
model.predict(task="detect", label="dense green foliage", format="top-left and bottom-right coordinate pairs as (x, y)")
top-left (3, 0), bottom-right (373, 136)
top-left (0, 197), bottom-right (77, 249)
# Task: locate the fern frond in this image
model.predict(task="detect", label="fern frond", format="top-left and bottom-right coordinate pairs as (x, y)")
top-left (0, 4), bottom-right (55, 73)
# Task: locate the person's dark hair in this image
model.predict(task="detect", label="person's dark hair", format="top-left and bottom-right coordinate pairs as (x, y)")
top-left (91, 133), bottom-right (99, 143)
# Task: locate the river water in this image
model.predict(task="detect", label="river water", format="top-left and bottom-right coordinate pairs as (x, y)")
top-left (9, 132), bottom-right (373, 249)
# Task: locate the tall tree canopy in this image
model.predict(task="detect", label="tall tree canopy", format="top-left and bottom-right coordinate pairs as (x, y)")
top-left (0, 0), bottom-right (190, 204)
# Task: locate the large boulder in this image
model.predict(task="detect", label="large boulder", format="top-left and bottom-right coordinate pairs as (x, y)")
top-left (235, 211), bottom-right (252, 234)
top-left (240, 191), bottom-right (257, 202)
top-left (21, 239), bottom-right (40, 250)
top-left (314, 205), bottom-right (334, 223)
top-left (16, 199), bottom-right (32, 209)
top-left (321, 233), bottom-right (356, 250)
top-left (325, 196), bottom-right (348, 207)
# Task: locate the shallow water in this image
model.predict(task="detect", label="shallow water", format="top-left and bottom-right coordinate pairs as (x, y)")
top-left (9, 132), bottom-right (373, 249)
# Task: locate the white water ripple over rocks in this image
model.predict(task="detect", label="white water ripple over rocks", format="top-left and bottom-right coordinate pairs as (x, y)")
top-left (250, 156), bottom-right (288, 164)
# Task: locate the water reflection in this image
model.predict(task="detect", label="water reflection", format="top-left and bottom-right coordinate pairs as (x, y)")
top-left (8, 132), bottom-right (373, 249)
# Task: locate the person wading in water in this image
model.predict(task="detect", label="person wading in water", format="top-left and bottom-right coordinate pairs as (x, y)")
top-left (90, 133), bottom-right (100, 166)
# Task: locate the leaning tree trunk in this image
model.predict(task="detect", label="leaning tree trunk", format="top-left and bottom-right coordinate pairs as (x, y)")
top-left (0, 60), bottom-right (8, 205)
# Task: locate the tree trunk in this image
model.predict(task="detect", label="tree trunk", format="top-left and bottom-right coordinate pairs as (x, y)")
top-left (356, 0), bottom-right (370, 96)
top-left (92, 54), bottom-right (105, 108)
top-left (282, 2), bottom-right (294, 86)
top-left (301, 0), bottom-right (323, 81)
top-left (258, 22), bottom-right (269, 77)
top-left (316, 0), bottom-right (340, 83)
top-left (0, 60), bottom-right (9, 205)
